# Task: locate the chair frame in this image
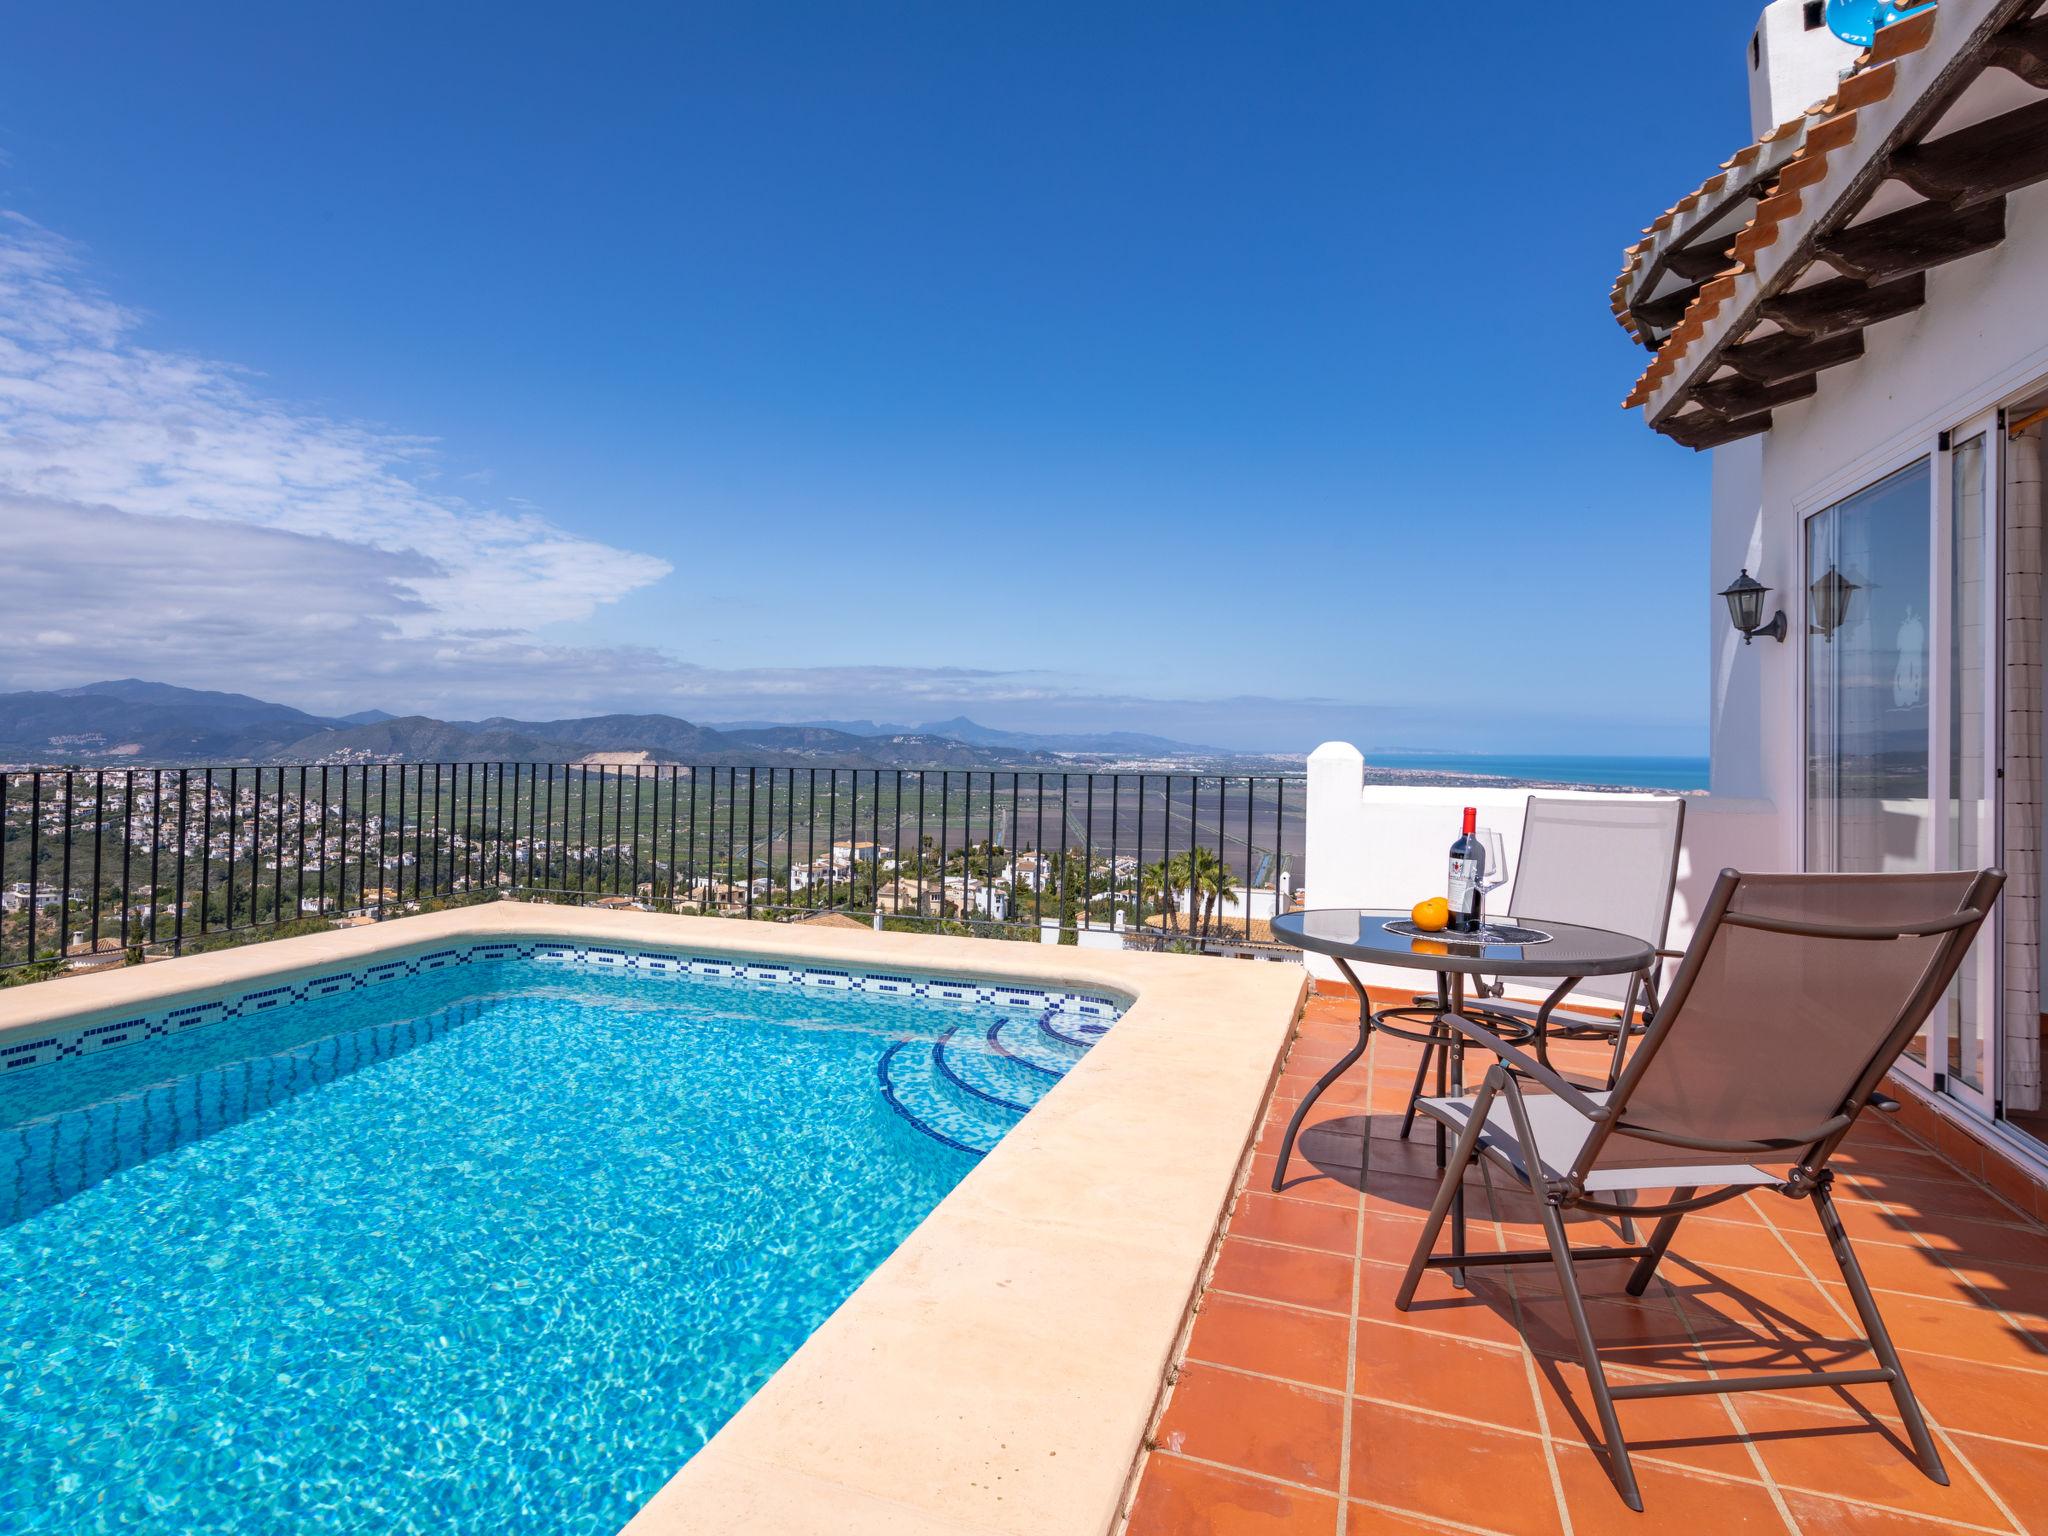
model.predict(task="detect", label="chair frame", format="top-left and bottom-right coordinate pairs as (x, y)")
top-left (1395, 866), bottom-right (2004, 1511)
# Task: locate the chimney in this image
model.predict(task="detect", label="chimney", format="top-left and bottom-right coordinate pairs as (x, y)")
top-left (1747, 0), bottom-right (1861, 139)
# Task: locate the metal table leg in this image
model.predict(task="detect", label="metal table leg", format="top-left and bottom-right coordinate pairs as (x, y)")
top-left (1399, 969), bottom-right (1455, 1142)
top-left (1446, 968), bottom-right (1465, 1285)
top-left (1531, 975), bottom-right (1575, 1073)
top-left (1272, 958), bottom-right (1373, 1191)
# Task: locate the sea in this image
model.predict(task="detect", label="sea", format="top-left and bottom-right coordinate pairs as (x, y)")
top-left (1366, 753), bottom-right (1709, 792)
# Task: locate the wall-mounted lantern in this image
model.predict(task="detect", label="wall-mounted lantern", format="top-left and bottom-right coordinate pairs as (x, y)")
top-left (1808, 563), bottom-right (1859, 642)
top-left (1719, 568), bottom-right (1788, 644)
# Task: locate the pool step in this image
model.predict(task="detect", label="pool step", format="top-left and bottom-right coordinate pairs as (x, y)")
top-left (878, 1037), bottom-right (1020, 1156)
top-left (935, 1030), bottom-right (1057, 1113)
top-left (881, 1006), bottom-right (1120, 1157)
top-left (989, 1015), bottom-right (1083, 1076)
top-left (1040, 1006), bottom-right (1113, 1051)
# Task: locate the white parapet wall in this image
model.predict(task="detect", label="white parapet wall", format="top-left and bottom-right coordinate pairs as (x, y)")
top-left (1302, 742), bottom-right (1789, 993)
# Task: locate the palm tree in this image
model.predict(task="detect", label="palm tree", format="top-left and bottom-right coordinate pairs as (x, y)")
top-left (1184, 846), bottom-right (1238, 939)
top-left (1147, 847), bottom-right (1237, 940)
top-left (1141, 858), bottom-right (1179, 935)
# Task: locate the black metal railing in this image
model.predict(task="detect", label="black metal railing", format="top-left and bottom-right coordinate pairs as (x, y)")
top-left (0, 763), bottom-right (1305, 975)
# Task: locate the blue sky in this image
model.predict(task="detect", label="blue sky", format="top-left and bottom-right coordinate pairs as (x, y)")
top-left (0, 4), bottom-right (1755, 754)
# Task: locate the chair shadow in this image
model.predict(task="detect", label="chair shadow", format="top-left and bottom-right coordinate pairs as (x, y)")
top-left (1269, 1088), bottom-right (1993, 1501)
top-left (1531, 1348), bottom-right (1920, 1468)
top-left (1812, 1152), bottom-right (2048, 1357)
top-left (1284, 1108), bottom-right (1898, 1411)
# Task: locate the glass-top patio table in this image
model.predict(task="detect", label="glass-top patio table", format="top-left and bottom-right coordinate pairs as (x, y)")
top-left (1267, 909), bottom-right (1655, 1233)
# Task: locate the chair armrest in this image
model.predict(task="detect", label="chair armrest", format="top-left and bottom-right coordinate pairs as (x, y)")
top-left (1438, 1012), bottom-right (1609, 1118)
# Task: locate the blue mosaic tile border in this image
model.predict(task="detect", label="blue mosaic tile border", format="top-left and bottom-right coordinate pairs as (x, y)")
top-left (0, 941), bottom-right (1126, 1076)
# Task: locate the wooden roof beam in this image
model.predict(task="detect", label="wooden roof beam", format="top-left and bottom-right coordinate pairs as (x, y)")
top-left (1817, 196), bottom-right (2007, 282)
top-left (1723, 328), bottom-right (1867, 384)
top-left (1987, 14), bottom-right (2048, 88)
top-left (1890, 97), bottom-right (2048, 206)
top-left (1632, 283), bottom-right (1703, 335)
top-left (1659, 409), bottom-right (1775, 450)
top-left (1662, 239), bottom-right (1740, 282)
top-left (1757, 272), bottom-right (1927, 339)
top-left (1690, 372), bottom-right (1820, 418)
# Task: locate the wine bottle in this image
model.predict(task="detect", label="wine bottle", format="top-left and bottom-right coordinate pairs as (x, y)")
top-left (1446, 807), bottom-right (1484, 934)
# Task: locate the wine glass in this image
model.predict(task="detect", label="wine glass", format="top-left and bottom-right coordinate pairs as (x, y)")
top-left (1475, 827), bottom-right (1508, 934)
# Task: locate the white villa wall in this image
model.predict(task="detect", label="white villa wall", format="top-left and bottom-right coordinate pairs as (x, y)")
top-left (1709, 178), bottom-right (2048, 833)
top-left (1710, 434), bottom-right (1781, 803)
top-left (1302, 744), bottom-right (1780, 992)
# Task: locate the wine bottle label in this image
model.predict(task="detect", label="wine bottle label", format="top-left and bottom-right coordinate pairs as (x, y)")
top-left (1447, 856), bottom-right (1480, 909)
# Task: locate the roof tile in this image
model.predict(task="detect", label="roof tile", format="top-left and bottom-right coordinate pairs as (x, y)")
top-left (1608, 0), bottom-right (1935, 352)
top-left (1754, 189), bottom-right (1806, 225)
top-left (1619, 0), bottom-right (1968, 435)
top-left (1607, 0), bottom-right (1938, 368)
top-left (1776, 151), bottom-right (1832, 193)
top-left (1873, 7), bottom-right (1939, 62)
top-left (1731, 216), bottom-right (1782, 266)
top-left (1807, 109), bottom-right (1862, 152)
top-left (1837, 60), bottom-right (1900, 110)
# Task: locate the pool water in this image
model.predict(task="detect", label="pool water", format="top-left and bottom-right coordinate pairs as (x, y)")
top-left (0, 955), bottom-right (1112, 1534)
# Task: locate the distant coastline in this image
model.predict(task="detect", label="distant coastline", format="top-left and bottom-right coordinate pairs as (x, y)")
top-left (1362, 753), bottom-right (1708, 793)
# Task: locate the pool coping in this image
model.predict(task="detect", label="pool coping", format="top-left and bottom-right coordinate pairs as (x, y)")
top-left (0, 901), bottom-right (1307, 1536)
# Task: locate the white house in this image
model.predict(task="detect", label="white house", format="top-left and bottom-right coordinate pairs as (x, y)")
top-left (942, 875), bottom-right (1009, 922)
top-left (1618, 0), bottom-right (2048, 1167)
top-left (1174, 884), bottom-right (1280, 925)
top-left (2, 882), bottom-right (67, 913)
top-left (829, 839), bottom-right (888, 869)
top-left (1306, 0), bottom-right (2048, 1180)
top-left (1004, 853), bottom-right (1050, 891)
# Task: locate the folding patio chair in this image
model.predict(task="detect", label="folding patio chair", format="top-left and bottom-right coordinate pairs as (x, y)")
top-left (1396, 866), bottom-right (2003, 1511)
top-left (1400, 795), bottom-right (1686, 1139)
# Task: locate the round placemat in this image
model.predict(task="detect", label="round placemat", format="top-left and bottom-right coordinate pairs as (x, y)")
top-left (1386, 919), bottom-right (1552, 946)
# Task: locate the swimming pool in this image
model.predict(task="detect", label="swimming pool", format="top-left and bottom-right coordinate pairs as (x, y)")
top-left (0, 940), bottom-right (1123, 1535)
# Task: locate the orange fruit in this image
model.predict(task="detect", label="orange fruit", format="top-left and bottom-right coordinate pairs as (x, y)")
top-left (1410, 897), bottom-right (1449, 932)
top-left (1411, 938), bottom-right (1448, 956)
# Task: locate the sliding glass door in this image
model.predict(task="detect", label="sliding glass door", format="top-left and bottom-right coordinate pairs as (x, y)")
top-left (1943, 425), bottom-right (1996, 1110)
top-left (1803, 459), bottom-right (1934, 879)
top-left (1803, 433), bottom-right (2000, 1098)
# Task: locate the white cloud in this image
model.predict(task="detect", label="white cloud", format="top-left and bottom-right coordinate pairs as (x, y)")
top-left (0, 214), bottom-right (1433, 750)
top-left (0, 213), bottom-right (669, 644)
top-left (2, 493), bottom-right (1079, 719)
top-left (0, 214), bottom-right (1164, 725)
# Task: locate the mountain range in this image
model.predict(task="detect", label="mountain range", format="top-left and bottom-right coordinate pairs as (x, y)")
top-left (705, 713), bottom-right (1218, 756)
top-left (0, 681), bottom-right (1224, 769)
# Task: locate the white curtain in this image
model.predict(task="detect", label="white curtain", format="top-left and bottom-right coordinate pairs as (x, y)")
top-left (2006, 422), bottom-right (2045, 1114)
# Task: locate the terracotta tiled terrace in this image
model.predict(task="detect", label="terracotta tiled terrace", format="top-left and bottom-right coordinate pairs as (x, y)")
top-left (1126, 988), bottom-right (2048, 1535)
